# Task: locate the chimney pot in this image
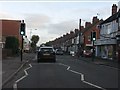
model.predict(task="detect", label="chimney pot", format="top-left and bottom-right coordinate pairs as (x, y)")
top-left (112, 4), bottom-right (117, 15)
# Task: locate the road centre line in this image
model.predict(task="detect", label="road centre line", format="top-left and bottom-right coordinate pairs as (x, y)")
top-left (13, 64), bottom-right (32, 90)
top-left (58, 63), bottom-right (106, 90)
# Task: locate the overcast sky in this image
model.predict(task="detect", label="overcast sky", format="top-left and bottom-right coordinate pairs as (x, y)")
top-left (0, 0), bottom-right (120, 45)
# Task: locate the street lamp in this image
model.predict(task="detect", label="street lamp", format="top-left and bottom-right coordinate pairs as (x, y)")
top-left (78, 19), bottom-right (86, 57)
top-left (29, 29), bottom-right (37, 40)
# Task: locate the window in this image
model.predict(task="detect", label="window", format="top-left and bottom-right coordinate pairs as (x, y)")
top-left (88, 35), bottom-right (91, 41)
top-left (106, 23), bottom-right (111, 34)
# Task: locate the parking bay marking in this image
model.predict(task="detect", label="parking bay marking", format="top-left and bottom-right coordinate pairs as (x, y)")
top-left (58, 63), bottom-right (106, 90)
top-left (13, 64), bottom-right (32, 90)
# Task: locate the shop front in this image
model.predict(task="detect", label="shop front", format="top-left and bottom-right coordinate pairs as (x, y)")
top-left (116, 34), bottom-right (120, 62)
top-left (95, 39), bottom-right (116, 60)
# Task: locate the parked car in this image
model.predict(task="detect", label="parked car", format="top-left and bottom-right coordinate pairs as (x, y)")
top-left (70, 51), bottom-right (75, 56)
top-left (37, 46), bottom-right (56, 62)
top-left (56, 49), bottom-right (63, 55)
top-left (83, 50), bottom-right (92, 57)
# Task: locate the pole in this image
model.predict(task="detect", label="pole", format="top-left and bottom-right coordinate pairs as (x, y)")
top-left (21, 36), bottom-right (23, 62)
top-left (92, 40), bottom-right (95, 61)
top-left (78, 19), bottom-right (81, 58)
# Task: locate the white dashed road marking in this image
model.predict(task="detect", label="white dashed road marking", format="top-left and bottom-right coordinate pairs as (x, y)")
top-left (58, 63), bottom-right (106, 90)
top-left (13, 62), bottom-right (107, 90)
top-left (13, 64), bottom-right (32, 90)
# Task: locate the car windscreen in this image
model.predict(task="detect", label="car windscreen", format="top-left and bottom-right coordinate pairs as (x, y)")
top-left (40, 48), bottom-right (53, 52)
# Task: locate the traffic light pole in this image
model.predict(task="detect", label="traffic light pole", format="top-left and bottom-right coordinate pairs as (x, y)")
top-left (20, 20), bottom-right (25, 62)
top-left (21, 35), bottom-right (23, 62)
top-left (92, 40), bottom-right (95, 61)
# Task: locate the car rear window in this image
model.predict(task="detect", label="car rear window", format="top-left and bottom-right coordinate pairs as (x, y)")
top-left (40, 48), bottom-right (53, 52)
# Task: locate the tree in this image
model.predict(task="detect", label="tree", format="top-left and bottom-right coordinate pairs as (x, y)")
top-left (5, 36), bottom-right (19, 55)
top-left (31, 35), bottom-right (39, 51)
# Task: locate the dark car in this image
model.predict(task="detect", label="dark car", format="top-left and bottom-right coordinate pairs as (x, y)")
top-left (83, 50), bottom-right (92, 57)
top-left (56, 49), bottom-right (64, 55)
top-left (37, 46), bottom-right (56, 62)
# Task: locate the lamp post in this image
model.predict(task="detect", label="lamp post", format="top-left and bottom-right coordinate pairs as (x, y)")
top-left (30, 29), bottom-right (37, 40)
top-left (78, 19), bottom-right (86, 57)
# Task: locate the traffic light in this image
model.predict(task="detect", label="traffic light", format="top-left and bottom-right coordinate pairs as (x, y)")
top-left (93, 32), bottom-right (96, 41)
top-left (91, 32), bottom-right (96, 41)
top-left (20, 23), bottom-right (26, 36)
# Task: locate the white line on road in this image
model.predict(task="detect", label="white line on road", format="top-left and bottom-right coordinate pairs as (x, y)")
top-left (58, 63), bottom-right (106, 90)
top-left (83, 80), bottom-right (106, 90)
top-left (58, 63), bottom-right (70, 67)
top-left (13, 64), bottom-right (32, 90)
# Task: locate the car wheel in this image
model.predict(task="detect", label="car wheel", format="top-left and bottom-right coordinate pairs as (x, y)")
top-left (53, 58), bottom-right (56, 62)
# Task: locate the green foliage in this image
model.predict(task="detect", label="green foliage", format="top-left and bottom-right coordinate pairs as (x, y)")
top-left (31, 35), bottom-right (39, 50)
top-left (5, 36), bottom-right (19, 55)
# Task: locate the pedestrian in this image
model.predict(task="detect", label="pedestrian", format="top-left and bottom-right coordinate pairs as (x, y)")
top-left (76, 50), bottom-right (80, 58)
top-left (92, 48), bottom-right (95, 61)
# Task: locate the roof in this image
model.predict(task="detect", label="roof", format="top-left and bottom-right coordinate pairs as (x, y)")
top-left (100, 10), bottom-right (120, 25)
top-left (81, 21), bottom-right (100, 34)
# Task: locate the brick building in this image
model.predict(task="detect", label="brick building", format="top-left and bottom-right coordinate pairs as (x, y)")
top-left (81, 16), bottom-right (101, 51)
top-left (1, 19), bottom-right (22, 48)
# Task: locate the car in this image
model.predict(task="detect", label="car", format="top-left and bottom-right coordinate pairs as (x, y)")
top-left (37, 46), bottom-right (56, 62)
top-left (55, 49), bottom-right (64, 55)
top-left (83, 50), bottom-right (92, 57)
top-left (70, 51), bottom-right (75, 56)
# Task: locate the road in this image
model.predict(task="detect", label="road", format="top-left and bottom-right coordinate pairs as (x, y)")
top-left (12, 54), bottom-right (119, 89)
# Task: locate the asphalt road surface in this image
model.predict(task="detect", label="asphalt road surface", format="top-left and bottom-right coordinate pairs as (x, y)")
top-left (14, 55), bottom-right (119, 89)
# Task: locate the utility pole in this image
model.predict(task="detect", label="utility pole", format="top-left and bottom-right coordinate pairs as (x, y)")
top-left (78, 19), bottom-right (81, 57)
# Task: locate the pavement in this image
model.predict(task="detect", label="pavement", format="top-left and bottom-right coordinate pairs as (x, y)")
top-left (1, 53), bottom-right (36, 88)
top-left (0, 53), bottom-right (119, 88)
top-left (78, 56), bottom-right (120, 70)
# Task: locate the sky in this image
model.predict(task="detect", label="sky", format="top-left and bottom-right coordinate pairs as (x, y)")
top-left (0, 0), bottom-right (120, 45)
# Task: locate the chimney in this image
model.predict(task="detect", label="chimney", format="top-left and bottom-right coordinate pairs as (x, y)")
top-left (92, 16), bottom-right (99, 24)
top-left (112, 4), bottom-right (117, 15)
top-left (70, 31), bottom-right (74, 38)
top-left (70, 31), bottom-right (74, 34)
top-left (85, 22), bottom-right (91, 28)
top-left (74, 29), bottom-right (79, 33)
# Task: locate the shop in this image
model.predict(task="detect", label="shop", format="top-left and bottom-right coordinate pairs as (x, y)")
top-left (116, 34), bottom-right (120, 62)
top-left (95, 39), bottom-right (116, 60)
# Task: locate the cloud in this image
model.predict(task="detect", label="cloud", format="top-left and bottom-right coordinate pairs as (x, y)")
top-left (71, 5), bottom-right (111, 21)
top-left (24, 13), bottom-right (51, 29)
top-left (0, 12), bottom-right (15, 19)
top-left (47, 20), bottom-right (78, 36)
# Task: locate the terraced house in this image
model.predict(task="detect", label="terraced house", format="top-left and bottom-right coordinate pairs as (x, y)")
top-left (95, 4), bottom-right (120, 61)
